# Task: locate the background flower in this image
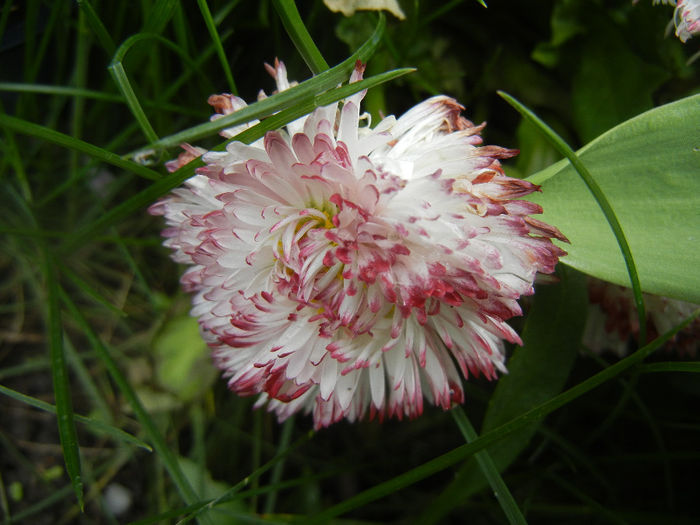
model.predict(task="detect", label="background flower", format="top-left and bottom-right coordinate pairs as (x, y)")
top-left (675, 0), bottom-right (700, 42)
top-left (583, 277), bottom-right (699, 357)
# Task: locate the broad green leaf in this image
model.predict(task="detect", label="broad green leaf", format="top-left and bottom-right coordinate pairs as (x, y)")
top-left (527, 94), bottom-right (700, 304)
top-left (531, 0), bottom-right (587, 68)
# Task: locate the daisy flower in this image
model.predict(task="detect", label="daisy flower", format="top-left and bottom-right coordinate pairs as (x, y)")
top-left (150, 60), bottom-right (567, 429)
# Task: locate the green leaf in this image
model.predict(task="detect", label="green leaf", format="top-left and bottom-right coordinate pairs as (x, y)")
top-left (527, 94), bottom-right (700, 304)
top-left (177, 457), bottom-right (244, 525)
top-left (141, 0), bottom-right (179, 34)
top-left (637, 362), bottom-right (700, 373)
top-left (531, 0), bottom-right (588, 68)
top-left (108, 33), bottom-right (202, 145)
top-left (482, 268), bottom-right (587, 449)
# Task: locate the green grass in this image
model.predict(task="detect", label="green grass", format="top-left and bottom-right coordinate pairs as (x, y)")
top-left (0, 1), bottom-right (698, 524)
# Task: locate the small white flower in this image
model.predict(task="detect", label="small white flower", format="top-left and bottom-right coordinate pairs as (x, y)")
top-left (150, 61), bottom-right (567, 428)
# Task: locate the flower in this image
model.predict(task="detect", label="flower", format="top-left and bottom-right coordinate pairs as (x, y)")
top-left (150, 60), bottom-right (567, 429)
top-left (645, 0), bottom-right (700, 42)
top-left (583, 278), bottom-right (699, 357)
top-left (674, 0), bottom-right (700, 42)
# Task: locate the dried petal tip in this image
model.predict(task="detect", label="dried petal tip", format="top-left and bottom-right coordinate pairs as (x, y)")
top-left (150, 62), bottom-right (567, 429)
top-left (164, 144), bottom-right (206, 173)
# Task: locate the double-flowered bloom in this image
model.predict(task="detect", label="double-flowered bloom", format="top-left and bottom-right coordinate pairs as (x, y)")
top-left (150, 61), bottom-right (567, 428)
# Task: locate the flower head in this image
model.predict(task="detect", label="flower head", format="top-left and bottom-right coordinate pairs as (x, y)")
top-left (674, 0), bottom-right (700, 42)
top-left (150, 60), bottom-right (567, 429)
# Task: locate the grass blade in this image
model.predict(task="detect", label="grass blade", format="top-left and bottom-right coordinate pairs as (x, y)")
top-left (0, 385), bottom-right (151, 452)
top-left (272, 0), bottom-right (330, 74)
top-left (108, 60), bottom-right (160, 144)
top-left (197, 0), bottom-right (237, 94)
top-left (637, 362), bottom-right (700, 373)
top-left (0, 83), bottom-right (207, 118)
top-left (142, 0), bottom-right (179, 34)
top-left (41, 248), bottom-right (84, 510)
top-left (263, 417), bottom-right (295, 513)
top-left (498, 91), bottom-right (647, 344)
top-left (0, 113), bottom-right (161, 180)
top-left (451, 407), bottom-right (527, 525)
top-left (0, 101), bottom-right (32, 201)
top-left (304, 310), bottom-right (698, 523)
top-left (75, 0), bottom-right (116, 56)
top-left (108, 33), bottom-right (204, 144)
top-left (58, 262), bottom-right (126, 317)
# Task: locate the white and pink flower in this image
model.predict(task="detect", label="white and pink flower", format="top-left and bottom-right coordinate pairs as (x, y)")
top-left (150, 60), bottom-right (567, 429)
top-left (674, 0), bottom-right (700, 42)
